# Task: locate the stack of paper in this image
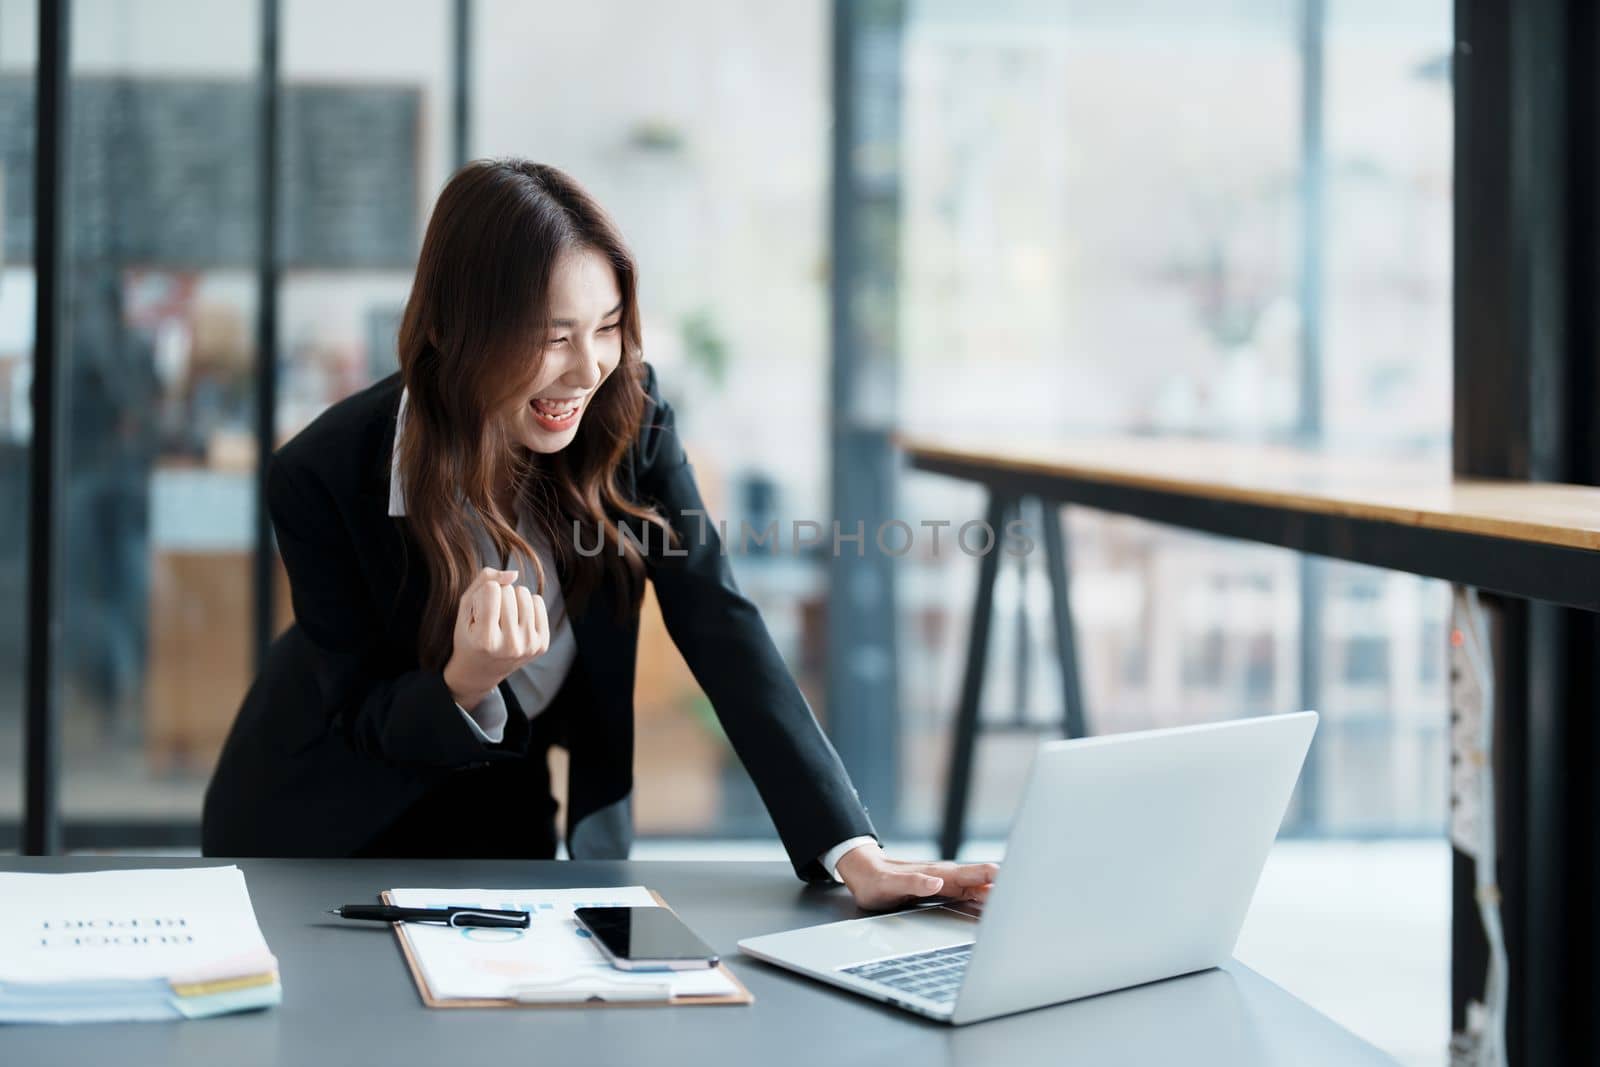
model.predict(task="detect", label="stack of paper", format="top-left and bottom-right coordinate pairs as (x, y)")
top-left (0, 865), bottom-right (281, 1024)
top-left (388, 885), bottom-right (739, 1002)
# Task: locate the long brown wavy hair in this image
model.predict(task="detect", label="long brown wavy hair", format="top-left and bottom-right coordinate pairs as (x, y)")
top-left (397, 159), bottom-right (672, 670)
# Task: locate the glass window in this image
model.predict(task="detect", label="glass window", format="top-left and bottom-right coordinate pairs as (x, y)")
top-left (51, 0), bottom-right (261, 834)
top-left (276, 0), bottom-right (455, 441)
top-left (3, 0), bottom-right (1453, 858)
top-left (894, 0), bottom-right (1453, 838)
top-left (474, 0), bottom-right (833, 836)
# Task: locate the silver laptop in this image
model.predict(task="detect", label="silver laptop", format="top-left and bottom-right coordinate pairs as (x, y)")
top-left (739, 711), bottom-right (1318, 1025)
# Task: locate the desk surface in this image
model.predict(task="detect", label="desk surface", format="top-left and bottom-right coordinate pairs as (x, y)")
top-left (3, 858), bottom-right (1393, 1067)
top-left (900, 434), bottom-right (1600, 551)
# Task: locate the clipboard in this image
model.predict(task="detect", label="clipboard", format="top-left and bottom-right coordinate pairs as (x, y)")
top-left (382, 888), bottom-right (753, 1009)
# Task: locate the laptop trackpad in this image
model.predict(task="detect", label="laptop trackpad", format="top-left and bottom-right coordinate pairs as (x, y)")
top-left (742, 906), bottom-right (977, 973)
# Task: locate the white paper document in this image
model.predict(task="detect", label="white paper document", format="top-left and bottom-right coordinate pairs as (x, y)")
top-left (386, 885), bottom-right (736, 1001)
top-left (0, 865), bottom-right (281, 1024)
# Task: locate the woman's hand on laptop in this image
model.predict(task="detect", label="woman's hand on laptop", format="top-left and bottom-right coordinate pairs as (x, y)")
top-left (835, 844), bottom-right (998, 912)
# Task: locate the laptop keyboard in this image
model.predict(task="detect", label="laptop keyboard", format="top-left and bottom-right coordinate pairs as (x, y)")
top-left (839, 942), bottom-right (975, 1005)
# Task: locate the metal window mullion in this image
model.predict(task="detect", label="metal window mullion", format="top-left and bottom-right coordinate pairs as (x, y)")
top-left (23, 0), bottom-right (72, 858)
top-left (453, 0), bottom-right (471, 167)
top-left (252, 0), bottom-right (281, 671)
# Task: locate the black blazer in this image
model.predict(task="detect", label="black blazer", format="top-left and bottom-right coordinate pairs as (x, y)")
top-left (201, 362), bottom-right (875, 879)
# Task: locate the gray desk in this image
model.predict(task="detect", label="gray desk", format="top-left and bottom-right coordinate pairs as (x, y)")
top-left (3, 858), bottom-right (1395, 1066)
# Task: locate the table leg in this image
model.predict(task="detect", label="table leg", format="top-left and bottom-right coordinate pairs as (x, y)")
top-left (1041, 498), bottom-right (1087, 739)
top-left (938, 491), bottom-right (1013, 861)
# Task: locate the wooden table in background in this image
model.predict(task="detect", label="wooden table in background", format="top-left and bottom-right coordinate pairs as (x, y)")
top-left (898, 432), bottom-right (1600, 1062)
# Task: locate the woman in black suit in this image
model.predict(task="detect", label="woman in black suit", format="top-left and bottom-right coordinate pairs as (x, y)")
top-left (203, 159), bottom-right (995, 910)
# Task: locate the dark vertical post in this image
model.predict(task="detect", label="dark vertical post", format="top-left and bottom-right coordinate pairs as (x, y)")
top-left (1039, 499), bottom-right (1086, 740)
top-left (827, 0), bottom-right (904, 828)
top-left (939, 493), bottom-right (1011, 860)
top-left (453, 0), bottom-right (471, 168)
top-left (253, 0), bottom-right (281, 671)
top-left (23, 0), bottom-right (71, 857)
top-left (1453, 0), bottom-right (1566, 480)
top-left (1453, 1), bottom-right (1585, 1062)
top-left (1563, 0), bottom-right (1600, 1049)
top-left (1293, 0), bottom-right (1326, 833)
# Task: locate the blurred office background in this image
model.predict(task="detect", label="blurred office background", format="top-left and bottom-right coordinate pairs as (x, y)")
top-left (0, 1), bottom-right (1451, 1060)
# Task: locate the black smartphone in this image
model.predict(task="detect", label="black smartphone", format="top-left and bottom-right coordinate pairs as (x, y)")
top-left (574, 906), bottom-right (720, 971)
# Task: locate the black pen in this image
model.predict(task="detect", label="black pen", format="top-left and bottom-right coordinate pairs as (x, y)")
top-left (326, 904), bottom-right (531, 929)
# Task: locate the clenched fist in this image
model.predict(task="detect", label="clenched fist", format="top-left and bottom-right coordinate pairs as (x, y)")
top-left (442, 567), bottom-right (550, 710)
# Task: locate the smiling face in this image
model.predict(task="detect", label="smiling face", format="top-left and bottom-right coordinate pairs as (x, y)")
top-left (504, 244), bottom-right (625, 454)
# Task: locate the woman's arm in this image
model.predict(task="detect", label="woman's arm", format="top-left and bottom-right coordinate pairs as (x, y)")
top-left (266, 448), bottom-right (527, 768)
top-left (632, 364), bottom-right (875, 880)
top-left (635, 363), bottom-right (998, 907)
